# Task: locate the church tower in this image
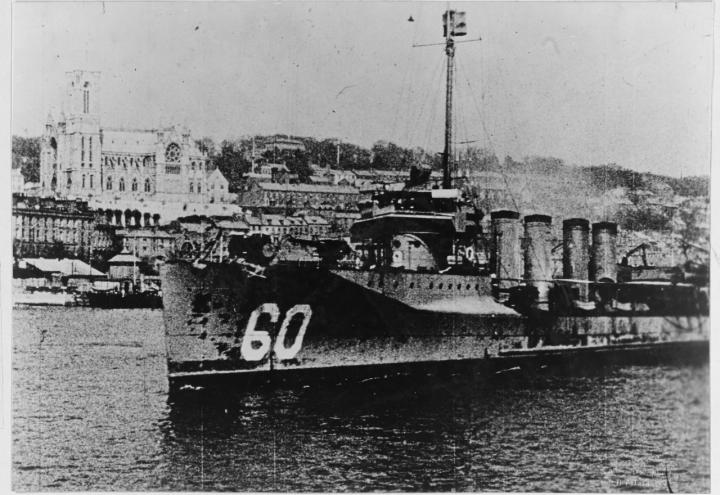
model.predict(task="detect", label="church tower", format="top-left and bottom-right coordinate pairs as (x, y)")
top-left (42, 70), bottom-right (102, 198)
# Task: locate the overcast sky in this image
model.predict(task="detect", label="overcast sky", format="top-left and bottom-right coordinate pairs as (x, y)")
top-left (12, 1), bottom-right (713, 177)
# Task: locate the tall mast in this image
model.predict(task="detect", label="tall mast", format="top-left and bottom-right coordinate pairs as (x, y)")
top-left (443, 29), bottom-right (455, 189)
top-left (415, 9), bottom-right (470, 188)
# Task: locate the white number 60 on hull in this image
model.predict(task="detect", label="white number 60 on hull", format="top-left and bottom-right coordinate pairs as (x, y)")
top-left (240, 303), bottom-right (313, 361)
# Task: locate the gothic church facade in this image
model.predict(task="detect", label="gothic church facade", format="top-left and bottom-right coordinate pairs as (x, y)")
top-left (40, 70), bottom-right (214, 206)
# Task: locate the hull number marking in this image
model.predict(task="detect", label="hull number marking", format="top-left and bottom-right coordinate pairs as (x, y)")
top-left (240, 303), bottom-right (313, 361)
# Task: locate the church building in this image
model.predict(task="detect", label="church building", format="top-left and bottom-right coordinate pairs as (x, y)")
top-left (40, 70), bottom-right (222, 208)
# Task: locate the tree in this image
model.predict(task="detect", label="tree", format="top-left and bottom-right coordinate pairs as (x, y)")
top-left (213, 140), bottom-right (251, 192)
top-left (194, 137), bottom-right (216, 157)
top-left (12, 136), bottom-right (41, 183)
top-left (281, 149), bottom-right (312, 182)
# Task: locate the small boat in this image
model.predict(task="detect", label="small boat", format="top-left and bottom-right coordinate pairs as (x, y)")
top-left (86, 288), bottom-right (163, 309)
top-left (86, 278), bottom-right (163, 309)
top-left (13, 285), bottom-right (77, 307)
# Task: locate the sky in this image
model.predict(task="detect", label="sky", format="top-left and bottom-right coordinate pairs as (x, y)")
top-left (11, 1), bottom-right (714, 177)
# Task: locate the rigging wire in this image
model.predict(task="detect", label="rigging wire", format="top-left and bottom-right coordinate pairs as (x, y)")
top-left (420, 54), bottom-right (445, 158)
top-left (410, 50), bottom-right (444, 154)
top-left (457, 59), bottom-right (523, 215)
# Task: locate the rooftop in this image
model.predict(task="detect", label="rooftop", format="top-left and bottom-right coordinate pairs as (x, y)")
top-left (256, 183), bottom-right (359, 194)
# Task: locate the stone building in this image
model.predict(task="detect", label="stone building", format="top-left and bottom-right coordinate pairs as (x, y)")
top-left (239, 181), bottom-right (363, 211)
top-left (12, 195), bottom-right (95, 259)
top-left (116, 228), bottom-right (178, 260)
top-left (38, 70), bottom-right (230, 223)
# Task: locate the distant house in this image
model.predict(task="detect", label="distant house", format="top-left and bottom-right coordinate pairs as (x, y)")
top-left (15, 258), bottom-right (105, 279)
top-left (302, 215), bottom-right (331, 236)
top-left (116, 228), bottom-right (178, 260)
top-left (107, 251), bottom-right (142, 280)
top-left (14, 257), bottom-right (105, 291)
top-left (206, 168), bottom-right (230, 203)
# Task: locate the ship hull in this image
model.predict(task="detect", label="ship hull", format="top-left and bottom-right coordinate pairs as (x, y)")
top-left (168, 339), bottom-right (709, 391)
top-left (161, 262), bottom-right (708, 391)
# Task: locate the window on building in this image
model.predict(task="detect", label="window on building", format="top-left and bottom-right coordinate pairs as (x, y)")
top-left (165, 143), bottom-right (181, 163)
top-left (189, 182), bottom-right (194, 193)
top-left (191, 162), bottom-right (196, 171)
top-left (197, 183), bottom-right (201, 194)
top-left (81, 136), bottom-right (85, 166)
top-left (67, 175), bottom-right (72, 187)
top-left (90, 175), bottom-right (94, 188)
top-left (83, 83), bottom-right (90, 113)
top-left (82, 175), bottom-right (86, 188)
top-left (144, 179), bottom-right (151, 193)
top-left (131, 178), bottom-right (138, 191)
top-left (106, 177), bottom-right (112, 190)
top-left (119, 178), bottom-right (125, 191)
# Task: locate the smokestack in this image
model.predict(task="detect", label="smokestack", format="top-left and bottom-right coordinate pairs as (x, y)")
top-left (524, 214), bottom-right (553, 307)
top-left (591, 221), bottom-right (618, 283)
top-left (491, 210), bottom-right (522, 300)
top-left (562, 218), bottom-right (590, 280)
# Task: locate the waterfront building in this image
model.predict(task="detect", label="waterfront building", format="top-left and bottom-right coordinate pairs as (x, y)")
top-left (12, 194), bottom-right (95, 259)
top-left (106, 251), bottom-right (141, 280)
top-left (116, 228), bottom-right (178, 260)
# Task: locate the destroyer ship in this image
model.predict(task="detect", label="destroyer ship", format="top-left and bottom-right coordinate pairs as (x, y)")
top-left (161, 10), bottom-right (709, 390)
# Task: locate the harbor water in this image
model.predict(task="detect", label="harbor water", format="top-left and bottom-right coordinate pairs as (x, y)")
top-left (13, 307), bottom-right (709, 492)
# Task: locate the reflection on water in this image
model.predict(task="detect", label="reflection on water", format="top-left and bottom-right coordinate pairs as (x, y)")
top-left (13, 308), bottom-right (709, 492)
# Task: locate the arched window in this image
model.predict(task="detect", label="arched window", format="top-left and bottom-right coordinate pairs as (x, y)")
top-left (83, 82), bottom-right (91, 113)
top-left (197, 183), bottom-right (202, 194)
top-left (106, 176), bottom-right (112, 190)
top-left (189, 182), bottom-right (194, 193)
top-left (90, 175), bottom-right (94, 188)
top-left (191, 161), bottom-right (196, 171)
top-left (165, 143), bottom-right (181, 163)
top-left (144, 179), bottom-right (151, 193)
top-left (82, 175), bottom-right (86, 188)
top-left (131, 178), bottom-right (138, 191)
top-left (119, 178), bottom-right (125, 192)
top-left (67, 175), bottom-right (72, 187)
